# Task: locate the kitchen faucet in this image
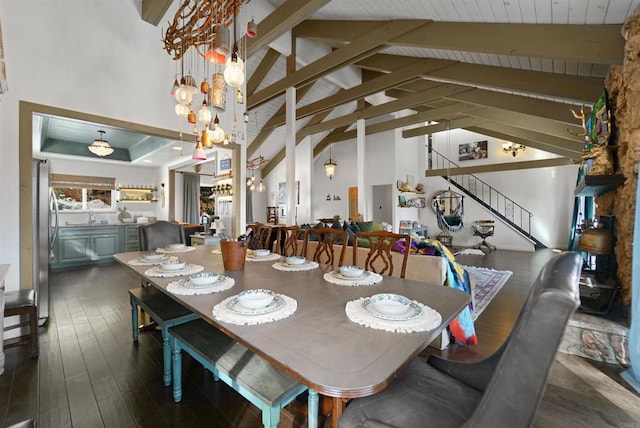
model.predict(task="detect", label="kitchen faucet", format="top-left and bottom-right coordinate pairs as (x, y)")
top-left (88, 209), bottom-right (95, 224)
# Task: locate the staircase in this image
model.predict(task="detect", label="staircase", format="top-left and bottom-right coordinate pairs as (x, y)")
top-left (430, 150), bottom-right (546, 249)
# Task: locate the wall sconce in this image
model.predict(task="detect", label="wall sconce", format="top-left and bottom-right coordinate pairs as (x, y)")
top-left (324, 144), bottom-right (337, 180)
top-left (502, 142), bottom-right (526, 157)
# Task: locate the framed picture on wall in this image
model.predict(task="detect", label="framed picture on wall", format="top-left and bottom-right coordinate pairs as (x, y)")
top-left (278, 181), bottom-right (300, 205)
top-left (219, 156), bottom-right (232, 170)
top-left (458, 140), bottom-right (488, 161)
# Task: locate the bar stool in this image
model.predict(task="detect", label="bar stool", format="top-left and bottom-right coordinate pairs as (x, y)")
top-left (4, 289), bottom-right (38, 357)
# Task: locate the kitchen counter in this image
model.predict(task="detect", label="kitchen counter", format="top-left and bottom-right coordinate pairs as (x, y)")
top-left (61, 222), bottom-right (138, 228)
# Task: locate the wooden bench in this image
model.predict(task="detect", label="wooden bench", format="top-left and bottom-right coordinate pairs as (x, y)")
top-left (169, 318), bottom-right (317, 428)
top-left (128, 287), bottom-right (198, 386)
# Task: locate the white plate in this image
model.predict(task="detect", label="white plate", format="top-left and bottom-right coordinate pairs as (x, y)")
top-left (226, 294), bottom-right (285, 315)
top-left (333, 270), bottom-right (371, 281)
top-left (361, 297), bottom-right (422, 321)
top-left (156, 264), bottom-right (195, 274)
top-left (181, 276), bottom-right (228, 289)
top-left (138, 255), bottom-right (168, 263)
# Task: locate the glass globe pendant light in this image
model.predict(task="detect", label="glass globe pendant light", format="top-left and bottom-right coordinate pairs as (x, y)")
top-left (192, 135), bottom-right (206, 161)
top-left (197, 99), bottom-right (212, 124)
top-left (224, 51), bottom-right (245, 88)
top-left (174, 102), bottom-right (190, 118)
top-left (211, 114), bottom-right (226, 144)
top-left (324, 144), bottom-right (337, 180)
top-left (175, 78), bottom-right (193, 105)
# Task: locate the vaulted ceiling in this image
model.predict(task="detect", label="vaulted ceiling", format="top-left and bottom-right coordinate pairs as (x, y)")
top-left (142, 0), bottom-right (636, 176)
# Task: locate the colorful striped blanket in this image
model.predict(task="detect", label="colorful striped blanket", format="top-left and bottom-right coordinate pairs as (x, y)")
top-left (392, 239), bottom-right (478, 345)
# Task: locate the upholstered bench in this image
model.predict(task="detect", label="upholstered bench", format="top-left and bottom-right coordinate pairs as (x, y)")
top-left (168, 318), bottom-right (313, 428)
top-left (128, 287), bottom-right (198, 386)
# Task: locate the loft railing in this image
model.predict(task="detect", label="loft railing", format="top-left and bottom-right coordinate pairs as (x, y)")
top-left (430, 149), bottom-right (533, 237)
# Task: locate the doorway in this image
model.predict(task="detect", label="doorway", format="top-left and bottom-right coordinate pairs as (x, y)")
top-left (372, 185), bottom-right (392, 225)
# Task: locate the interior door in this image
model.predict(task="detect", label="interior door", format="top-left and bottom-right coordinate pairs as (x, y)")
top-left (348, 187), bottom-right (358, 220)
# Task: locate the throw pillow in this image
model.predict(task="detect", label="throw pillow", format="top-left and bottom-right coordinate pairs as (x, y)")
top-left (356, 221), bottom-right (374, 232)
top-left (349, 222), bottom-right (361, 233)
top-left (372, 222), bottom-right (384, 232)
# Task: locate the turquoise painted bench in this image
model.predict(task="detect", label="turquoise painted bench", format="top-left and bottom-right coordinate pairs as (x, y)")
top-left (128, 287), bottom-right (199, 386)
top-left (169, 318), bottom-right (318, 428)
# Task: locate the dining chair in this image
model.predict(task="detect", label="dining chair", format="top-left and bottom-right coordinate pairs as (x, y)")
top-left (352, 231), bottom-right (411, 278)
top-left (309, 227), bottom-right (348, 269)
top-left (276, 225), bottom-right (308, 257)
top-left (338, 252), bottom-right (582, 428)
top-left (248, 223), bottom-right (273, 250)
top-left (138, 221), bottom-right (187, 251)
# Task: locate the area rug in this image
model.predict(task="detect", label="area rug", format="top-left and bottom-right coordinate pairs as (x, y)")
top-left (455, 248), bottom-right (485, 256)
top-left (461, 265), bottom-right (513, 320)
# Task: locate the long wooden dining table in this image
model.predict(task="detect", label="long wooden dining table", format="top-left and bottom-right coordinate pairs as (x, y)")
top-left (114, 245), bottom-right (470, 428)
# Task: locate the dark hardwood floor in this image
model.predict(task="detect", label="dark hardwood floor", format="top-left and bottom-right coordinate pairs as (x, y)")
top-left (1, 249), bottom-right (639, 427)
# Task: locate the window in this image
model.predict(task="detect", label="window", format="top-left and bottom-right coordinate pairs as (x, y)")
top-left (51, 174), bottom-right (116, 211)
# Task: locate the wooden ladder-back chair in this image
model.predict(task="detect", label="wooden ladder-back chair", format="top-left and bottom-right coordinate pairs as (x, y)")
top-left (338, 252), bottom-right (582, 428)
top-left (276, 226), bottom-right (308, 257)
top-left (248, 223), bottom-right (273, 250)
top-left (310, 227), bottom-right (348, 270)
top-left (353, 231), bottom-right (411, 278)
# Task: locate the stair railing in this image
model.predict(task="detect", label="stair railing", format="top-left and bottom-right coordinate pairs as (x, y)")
top-left (430, 149), bottom-right (533, 236)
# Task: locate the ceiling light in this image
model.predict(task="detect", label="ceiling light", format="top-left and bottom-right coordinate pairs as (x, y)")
top-left (192, 136), bottom-right (206, 161)
top-left (211, 114), bottom-right (225, 144)
top-left (224, 51), bottom-right (245, 88)
top-left (324, 144), bottom-right (337, 180)
top-left (143, 160), bottom-right (152, 163)
top-left (172, 146), bottom-right (182, 150)
top-left (246, 19), bottom-right (257, 38)
top-left (256, 180), bottom-right (265, 192)
top-left (88, 130), bottom-right (114, 157)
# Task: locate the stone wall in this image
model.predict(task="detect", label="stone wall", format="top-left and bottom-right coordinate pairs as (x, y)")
top-left (604, 8), bottom-right (640, 306)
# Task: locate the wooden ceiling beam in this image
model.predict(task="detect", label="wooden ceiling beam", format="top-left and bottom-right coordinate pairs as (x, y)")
top-left (425, 158), bottom-right (575, 177)
top-left (472, 122), bottom-right (584, 152)
top-left (463, 107), bottom-right (585, 143)
top-left (265, 59), bottom-right (451, 129)
top-left (247, 21), bottom-right (429, 109)
top-left (403, 116), bottom-right (484, 138)
top-left (246, 0), bottom-right (332, 57)
top-left (141, 0), bottom-right (173, 26)
top-left (247, 49), bottom-right (281, 97)
top-left (295, 21), bottom-right (624, 64)
top-left (262, 111), bottom-right (340, 177)
top-left (358, 54), bottom-right (603, 104)
top-left (466, 125), bottom-right (583, 159)
top-left (387, 85), bottom-right (587, 128)
top-left (247, 84), bottom-right (315, 158)
top-left (299, 83), bottom-right (472, 137)
top-left (314, 103), bottom-right (481, 156)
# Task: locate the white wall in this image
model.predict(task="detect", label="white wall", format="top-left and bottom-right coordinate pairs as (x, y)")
top-left (0, 0), bottom-right (180, 287)
top-left (421, 129), bottom-right (579, 250)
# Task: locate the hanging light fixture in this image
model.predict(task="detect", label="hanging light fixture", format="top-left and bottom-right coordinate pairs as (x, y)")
top-left (502, 142), bottom-right (526, 157)
top-left (197, 98), bottom-right (212, 124)
top-left (208, 72), bottom-right (226, 110)
top-left (211, 114), bottom-right (226, 143)
top-left (224, 51), bottom-right (245, 88)
top-left (192, 136), bottom-right (206, 161)
top-left (88, 130), bottom-right (114, 157)
top-left (224, 0), bottom-right (245, 88)
top-left (256, 180), bottom-right (265, 192)
top-left (324, 144), bottom-right (337, 180)
top-left (246, 18), bottom-right (257, 38)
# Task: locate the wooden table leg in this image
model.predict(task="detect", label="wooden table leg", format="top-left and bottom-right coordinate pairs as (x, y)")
top-left (331, 397), bottom-right (344, 428)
